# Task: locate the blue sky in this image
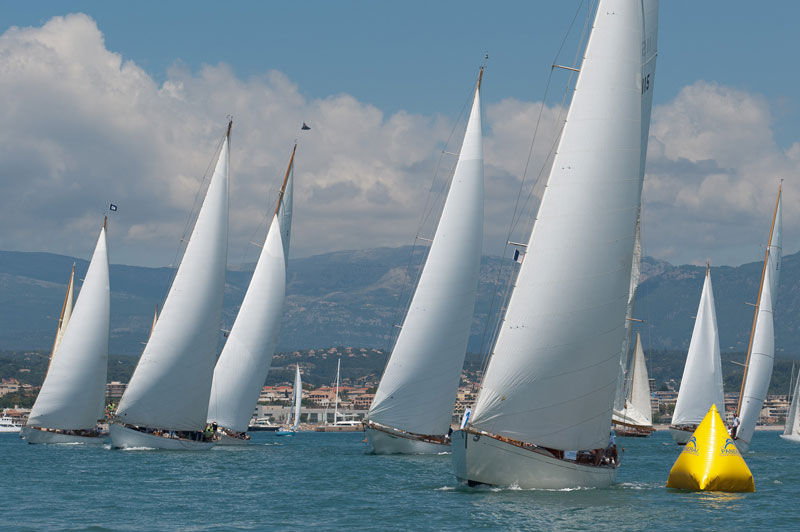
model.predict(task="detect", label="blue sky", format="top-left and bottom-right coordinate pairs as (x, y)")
top-left (0, 1), bottom-right (798, 266)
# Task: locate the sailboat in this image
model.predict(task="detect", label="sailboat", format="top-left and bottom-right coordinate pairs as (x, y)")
top-left (276, 365), bottom-right (302, 436)
top-left (669, 265), bottom-right (725, 444)
top-left (781, 367), bottom-right (800, 443)
top-left (733, 186), bottom-right (782, 452)
top-left (318, 359), bottom-right (361, 432)
top-left (452, 0), bottom-right (658, 489)
top-left (364, 68), bottom-right (484, 454)
top-left (21, 221), bottom-right (110, 444)
top-left (613, 332), bottom-right (655, 436)
top-left (207, 146), bottom-right (294, 445)
top-left (110, 122), bottom-right (231, 450)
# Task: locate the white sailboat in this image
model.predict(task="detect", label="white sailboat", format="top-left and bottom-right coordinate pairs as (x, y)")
top-left (277, 365), bottom-right (303, 436)
top-left (452, 0), bottom-right (658, 489)
top-left (781, 368), bottom-right (800, 443)
top-left (110, 122), bottom-right (231, 450)
top-left (734, 187), bottom-right (782, 452)
top-left (318, 359), bottom-right (361, 432)
top-left (364, 68), bottom-right (484, 454)
top-left (669, 265), bottom-right (725, 444)
top-left (21, 222), bottom-right (110, 444)
top-left (207, 147), bottom-right (294, 445)
top-left (613, 332), bottom-right (655, 436)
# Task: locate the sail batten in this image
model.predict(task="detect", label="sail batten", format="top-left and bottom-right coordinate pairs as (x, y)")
top-left (28, 227), bottom-right (110, 430)
top-left (470, 0), bottom-right (658, 451)
top-left (116, 128), bottom-right (230, 431)
top-left (367, 73), bottom-right (484, 436)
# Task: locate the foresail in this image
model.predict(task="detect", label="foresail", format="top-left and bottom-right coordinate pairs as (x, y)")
top-left (671, 271), bottom-right (724, 426)
top-left (737, 259), bottom-right (775, 447)
top-left (207, 214), bottom-right (286, 432)
top-left (28, 226), bottom-right (110, 430)
top-left (116, 131), bottom-right (229, 431)
top-left (614, 212), bottom-right (643, 412)
top-left (471, 0), bottom-right (658, 451)
top-left (785, 374), bottom-right (800, 436)
top-left (276, 146), bottom-right (295, 267)
top-left (368, 73), bottom-right (484, 436)
top-left (293, 365), bottom-right (302, 430)
top-left (50, 265), bottom-right (75, 364)
top-left (629, 333), bottom-right (652, 426)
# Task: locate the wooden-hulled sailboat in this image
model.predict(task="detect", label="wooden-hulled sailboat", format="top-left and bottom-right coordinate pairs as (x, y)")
top-left (363, 68), bottom-right (484, 454)
top-left (276, 365), bottom-right (302, 436)
top-left (781, 369), bottom-right (800, 443)
top-left (452, 0), bottom-right (658, 489)
top-left (21, 222), bottom-right (110, 444)
top-left (733, 186), bottom-right (782, 452)
top-left (110, 122), bottom-right (231, 450)
top-left (669, 265), bottom-right (725, 444)
top-left (613, 332), bottom-right (655, 437)
top-left (206, 147), bottom-right (294, 445)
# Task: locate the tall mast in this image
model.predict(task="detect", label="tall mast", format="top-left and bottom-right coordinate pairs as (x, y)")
top-left (737, 186), bottom-right (781, 415)
top-left (274, 145), bottom-right (297, 216)
top-left (334, 359), bottom-right (340, 423)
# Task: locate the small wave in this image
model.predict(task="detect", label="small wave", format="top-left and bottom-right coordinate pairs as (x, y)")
top-left (119, 446), bottom-right (157, 451)
top-left (774, 480), bottom-right (783, 484)
top-left (435, 486), bottom-right (455, 491)
top-left (437, 451), bottom-right (451, 455)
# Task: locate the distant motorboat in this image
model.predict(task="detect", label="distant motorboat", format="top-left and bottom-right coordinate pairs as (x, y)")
top-left (248, 418), bottom-right (280, 432)
top-left (0, 414), bottom-right (22, 434)
top-left (21, 221), bottom-right (110, 445)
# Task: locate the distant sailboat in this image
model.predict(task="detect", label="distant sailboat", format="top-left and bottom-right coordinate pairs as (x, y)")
top-left (110, 122), bottom-right (231, 450)
top-left (277, 365), bottom-right (302, 436)
top-left (21, 221), bottom-right (110, 444)
top-left (669, 265), bottom-right (725, 445)
top-left (613, 332), bottom-right (655, 437)
top-left (318, 359), bottom-right (361, 432)
top-left (781, 367), bottom-right (800, 443)
top-left (364, 68), bottom-right (484, 453)
top-left (452, 0), bottom-right (658, 489)
top-left (207, 146), bottom-right (294, 445)
top-left (734, 186), bottom-right (782, 452)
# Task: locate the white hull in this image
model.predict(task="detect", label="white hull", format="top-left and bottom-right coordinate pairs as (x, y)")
top-left (20, 426), bottom-right (107, 444)
top-left (779, 434), bottom-right (800, 443)
top-left (214, 431), bottom-right (249, 446)
top-left (110, 424), bottom-right (214, 450)
top-left (669, 426), bottom-right (695, 445)
top-left (0, 426), bottom-right (21, 433)
top-left (365, 427), bottom-right (450, 455)
top-left (451, 430), bottom-right (616, 489)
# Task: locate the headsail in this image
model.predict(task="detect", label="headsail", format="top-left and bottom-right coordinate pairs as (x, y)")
top-left (470, 1), bottom-right (658, 451)
top-left (28, 225), bottom-right (110, 430)
top-left (292, 365), bottom-right (302, 431)
top-left (614, 213), bottom-right (643, 413)
top-left (784, 371), bottom-right (800, 437)
top-left (115, 124), bottom-right (230, 431)
top-left (671, 267), bottom-right (725, 427)
top-left (367, 69), bottom-right (484, 436)
top-left (49, 264), bottom-right (75, 368)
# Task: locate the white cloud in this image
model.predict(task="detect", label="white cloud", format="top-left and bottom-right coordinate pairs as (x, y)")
top-left (1, 15), bottom-right (796, 270)
top-left (644, 81), bottom-right (798, 265)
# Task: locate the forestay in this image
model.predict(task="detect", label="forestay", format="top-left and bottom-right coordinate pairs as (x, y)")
top-left (28, 226), bottom-right (110, 430)
top-left (367, 75), bottom-right (484, 436)
top-left (671, 270), bottom-right (724, 427)
top-left (116, 133), bottom-right (229, 431)
top-left (471, 0), bottom-right (658, 451)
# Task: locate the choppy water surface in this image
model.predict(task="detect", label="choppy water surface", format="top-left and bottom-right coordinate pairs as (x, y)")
top-left (1, 430), bottom-right (798, 531)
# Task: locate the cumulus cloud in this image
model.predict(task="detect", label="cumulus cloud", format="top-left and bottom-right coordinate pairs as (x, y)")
top-left (0, 15), bottom-right (796, 270)
top-left (644, 81), bottom-right (798, 265)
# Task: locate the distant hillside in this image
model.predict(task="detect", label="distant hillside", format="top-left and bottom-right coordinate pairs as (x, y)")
top-left (1, 246), bottom-right (799, 360)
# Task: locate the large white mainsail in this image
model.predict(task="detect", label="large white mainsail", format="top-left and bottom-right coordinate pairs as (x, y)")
top-left (26, 223), bottom-right (110, 433)
top-left (113, 123), bottom-right (230, 438)
top-left (670, 267), bottom-right (724, 442)
top-left (454, 0), bottom-right (658, 488)
top-left (781, 371), bottom-right (800, 442)
top-left (365, 69), bottom-right (484, 451)
top-left (734, 187), bottom-right (782, 452)
top-left (206, 148), bottom-right (294, 436)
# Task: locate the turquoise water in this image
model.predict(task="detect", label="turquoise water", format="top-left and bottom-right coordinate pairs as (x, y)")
top-left (1, 430), bottom-right (798, 531)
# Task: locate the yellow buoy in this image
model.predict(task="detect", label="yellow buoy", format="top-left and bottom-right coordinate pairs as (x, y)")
top-left (666, 404), bottom-right (755, 492)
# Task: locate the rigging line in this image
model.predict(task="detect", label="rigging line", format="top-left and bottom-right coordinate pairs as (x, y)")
top-left (163, 125), bottom-right (229, 311)
top-left (383, 72), bottom-right (480, 358)
top-left (477, 0), bottom-right (589, 377)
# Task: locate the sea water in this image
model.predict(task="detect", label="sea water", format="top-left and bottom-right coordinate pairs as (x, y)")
top-left (1, 430), bottom-right (798, 531)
